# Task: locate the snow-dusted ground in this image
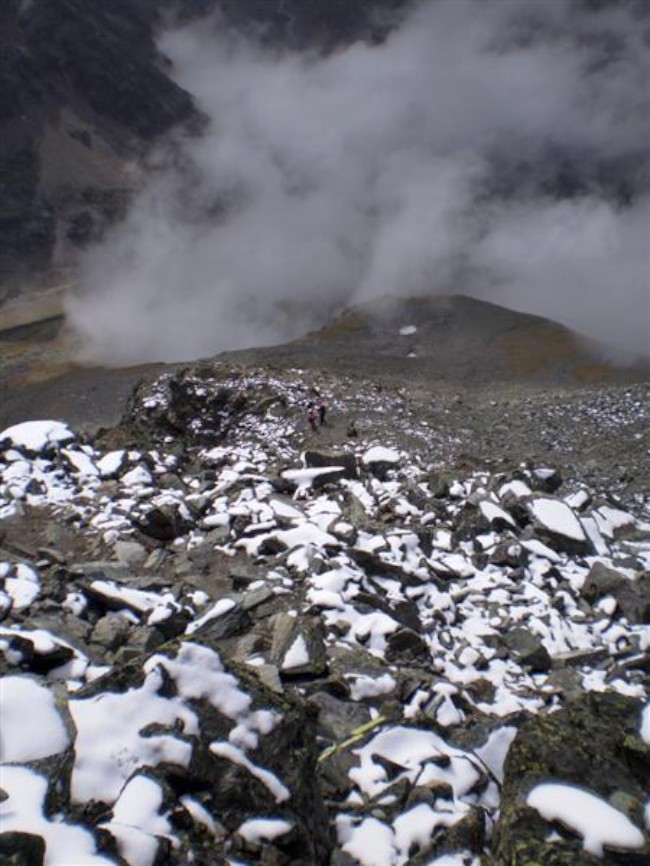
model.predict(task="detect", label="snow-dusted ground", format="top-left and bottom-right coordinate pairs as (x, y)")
top-left (1, 371), bottom-right (648, 865)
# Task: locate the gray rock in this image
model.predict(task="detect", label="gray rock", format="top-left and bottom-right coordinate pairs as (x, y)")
top-left (193, 604), bottom-right (252, 642)
top-left (386, 628), bottom-right (430, 664)
top-left (90, 613), bottom-right (131, 652)
top-left (582, 561), bottom-right (650, 625)
top-left (241, 585), bottom-right (277, 613)
top-left (113, 540), bottom-right (148, 568)
top-left (306, 692), bottom-right (371, 742)
top-left (270, 613), bottom-right (328, 677)
top-left (501, 627), bottom-right (552, 672)
top-left (69, 561), bottom-right (133, 582)
top-left (527, 465), bottom-right (563, 494)
top-left (551, 647), bottom-right (609, 668)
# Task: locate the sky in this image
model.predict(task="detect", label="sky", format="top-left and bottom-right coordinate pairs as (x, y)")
top-left (67, 0), bottom-right (650, 364)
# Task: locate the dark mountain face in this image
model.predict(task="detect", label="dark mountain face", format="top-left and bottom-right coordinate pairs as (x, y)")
top-left (0, 0), bottom-right (409, 300)
top-left (0, 0), bottom-right (197, 297)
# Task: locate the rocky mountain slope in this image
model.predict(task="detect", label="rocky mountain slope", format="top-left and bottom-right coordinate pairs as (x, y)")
top-left (1, 359), bottom-right (648, 865)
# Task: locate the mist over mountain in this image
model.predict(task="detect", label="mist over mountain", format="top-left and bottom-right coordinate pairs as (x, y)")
top-left (62, 0), bottom-right (649, 365)
top-left (1, 1), bottom-right (647, 362)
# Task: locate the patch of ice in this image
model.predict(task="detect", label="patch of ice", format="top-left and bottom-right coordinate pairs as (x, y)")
top-left (338, 815), bottom-right (395, 866)
top-left (479, 500), bottom-right (516, 527)
top-left (62, 448), bottom-right (99, 477)
top-left (121, 465), bottom-right (153, 487)
top-left (3, 562), bottom-right (40, 610)
top-left (180, 796), bottom-right (219, 835)
top-left (393, 803), bottom-right (462, 860)
top-left (347, 674), bottom-right (396, 701)
top-left (97, 450), bottom-right (125, 477)
top-left (101, 775), bottom-right (171, 866)
top-left (146, 642), bottom-right (251, 722)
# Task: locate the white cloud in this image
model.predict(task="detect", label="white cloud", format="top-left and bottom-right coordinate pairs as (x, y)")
top-left (67, 0), bottom-right (650, 363)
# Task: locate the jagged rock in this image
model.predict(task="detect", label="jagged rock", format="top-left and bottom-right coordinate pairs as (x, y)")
top-left (69, 560), bottom-right (133, 582)
top-left (527, 465), bottom-right (563, 494)
top-left (434, 806), bottom-right (486, 857)
top-left (501, 628), bottom-right (552, 672)
top-left (187, 530), bottom-right (233, 570)
top-left (386, 628), bottom-right (430, 663)
top-left (493, 692), bottom-right (650, 865)
top-left (270, 613), bottom-right (328, 678)
top-left (1, 630), bottom-right (74, 673)
top-left (0, 832), bottom-right (45, 866)
top-left (582, 562), bottom-right (650, 625)
top-left (63, 637), bottom-right (332, 865)
top-left (523, 495), bottom-right (592, 555)
top-left (355, 591), bottom-right (421, 632)
top-left (545, 668), bottom-right (585, 701)
top-left (241, 585), bottom-right (277, 614)
top-left (349, 548), bottom-right (429, 588)
top-left (193, 603), bottom-right (252, 642)
top-left (427, 469), bottom-right (457, 499)
top-left (361, 446), bottom-right (400, 481)
top-left (307, 691), bottom-right (371, 742)
top-left (551, 648), bottom-right (609, 669)
top-left (113, 539), bottom-right (148, 568)
top-left (489, 540), bottom-right (526, 568)
top-left (135, 503), bottom-right (193, 542)
top-left (90, 613), bottom-right (131, 653)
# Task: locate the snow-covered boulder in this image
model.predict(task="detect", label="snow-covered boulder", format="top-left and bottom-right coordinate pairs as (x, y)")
top-left (494, 692), bottom-right (649, 863)
top-left (0, 420), bottom-right (74, 455)
top-left (362, 445), bottom-right (400, 480)
top-left (523, 495), bottom-right (591, 554)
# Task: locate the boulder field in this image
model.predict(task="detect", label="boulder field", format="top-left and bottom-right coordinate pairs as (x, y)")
top-left (0, 366), bottom-right (648, 865)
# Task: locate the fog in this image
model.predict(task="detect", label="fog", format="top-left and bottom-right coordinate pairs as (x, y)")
top-left (67, 0), bottom-right (650, 364)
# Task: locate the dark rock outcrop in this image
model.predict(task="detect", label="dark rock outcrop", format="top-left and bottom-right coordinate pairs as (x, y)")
top-left (493, 692), bottom-right (650, 865)
top-left (0, 0), bottom-right (197, 293)
top-left (582, 562), bottom-right (650, 625)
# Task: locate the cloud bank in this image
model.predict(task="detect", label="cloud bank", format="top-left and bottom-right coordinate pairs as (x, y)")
top-left (67, 0), bottom-right (650, 364)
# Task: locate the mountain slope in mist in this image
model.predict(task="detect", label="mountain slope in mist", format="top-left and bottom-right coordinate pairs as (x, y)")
top-left (67, 0), bottom-right (650, 364)
top-left (226, 294), bottom-right (650, 386)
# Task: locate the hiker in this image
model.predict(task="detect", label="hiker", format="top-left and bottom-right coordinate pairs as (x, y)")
top-left (307, 402), bottom-right (318, 432)
top-left (318, 398), bottom-right (327, 427)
